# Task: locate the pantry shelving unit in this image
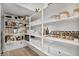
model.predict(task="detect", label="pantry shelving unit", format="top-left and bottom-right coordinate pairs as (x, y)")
top-left (4, 15), bottom-right (18, 43)
top-left (3, 14), bottom-right (28, 52)
top-left (1, 3), bottom-right (79, 56)
top-left (30, 11), bottom-right (43, 50)
top-left (25, 4), bottom-right (79, 56)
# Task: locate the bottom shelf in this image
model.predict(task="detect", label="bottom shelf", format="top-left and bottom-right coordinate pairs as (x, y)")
top-left (43, 39), bottom-right (70, 56)
top-left (26, 37), bottom-right (79, 56)
top-left (4, 40), bottom-right (27, 52)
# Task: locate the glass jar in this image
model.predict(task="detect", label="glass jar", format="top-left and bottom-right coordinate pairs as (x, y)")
top-left (69, 31), bottom-right (74, 40)
top-left (73, 8), bottom-right (79, 16)
top-left (51, 15), bottom-right (60, 21)
top-left (62, 31), bottom-right (66, 39)
top-left (60, 11), bottom-right (69, 19)
top-left (65, 31), bottom-right (70, 39)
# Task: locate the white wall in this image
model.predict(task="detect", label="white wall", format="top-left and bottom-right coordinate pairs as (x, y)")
top-left (0, 3), bottom-right (1, 54)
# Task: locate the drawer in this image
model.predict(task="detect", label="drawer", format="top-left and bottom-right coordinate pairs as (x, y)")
top-left (48, 47), bottom-right (60, 56)
top-left (58, 50), bottom-right (69, 56)
top-left (48, 47), bottom-right (69, 56)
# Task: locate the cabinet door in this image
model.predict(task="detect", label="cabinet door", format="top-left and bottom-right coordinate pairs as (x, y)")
top-left (57, 50), bottom-right (69, 56)
top-left (49, 46), bottom-right (69, 56)
top-left (48, 47), bottom-right (60, 56)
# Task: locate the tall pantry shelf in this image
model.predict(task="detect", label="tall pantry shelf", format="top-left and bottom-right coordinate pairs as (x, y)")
top-left (26, 4), bottom-right (79, 56)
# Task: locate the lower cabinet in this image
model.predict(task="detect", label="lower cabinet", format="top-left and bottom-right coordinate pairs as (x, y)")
top-left (4, 40), bottom-right (27, 52)
top-left (48, 48), bottom-right (59, 56)
top-left (48, 46), bottom-right (70, 56)
top-left (58, 50), bottom-right (69, 56)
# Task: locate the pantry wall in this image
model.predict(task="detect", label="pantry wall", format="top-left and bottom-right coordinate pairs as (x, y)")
top-left (0, 3), bottom-right (4, 55)
top-left (0, 3), bottom-right (79, 56)
top-left (0, 4), bottom-right (1, 54)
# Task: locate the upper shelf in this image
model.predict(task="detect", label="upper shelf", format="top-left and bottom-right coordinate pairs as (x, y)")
top-left (44, 16), bottom-right (79, 24)
top-left (29, 3), bottom-right (79, 26)
top-left (30, 16), bottom-right (79, 26)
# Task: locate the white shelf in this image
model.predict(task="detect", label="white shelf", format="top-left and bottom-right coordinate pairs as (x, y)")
top-left (5, 40), bottom-right (25, 44)
top-left (25, 33), bottom-right (79, 46)
top-left (43, 36), bottom-right (79, 46)
top-left (30, 34), bottom-right (42, 38)
top-left (31, 22), bottom-right (42, 26)
top-left (44, 16), bottom-right (79, 24)
top-left (29, 16), bottom-right (79, 27)
top-left (4, 40), bottom-right (27, 52)
top-left (25, 33), bottom-right (42, 38)
top-left (5, 33), bottom-right (25, 36)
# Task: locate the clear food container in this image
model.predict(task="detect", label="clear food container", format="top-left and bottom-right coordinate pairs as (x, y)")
top-left (73, 8), bottom-right (79, 16)
top-left (60, 11), bottom-right (69, 19)
top-left (51, 15), bottom-right (60, 21)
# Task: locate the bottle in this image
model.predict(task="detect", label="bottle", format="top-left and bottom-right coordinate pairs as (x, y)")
top-left (46, 27), bottom-right (49, 35)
